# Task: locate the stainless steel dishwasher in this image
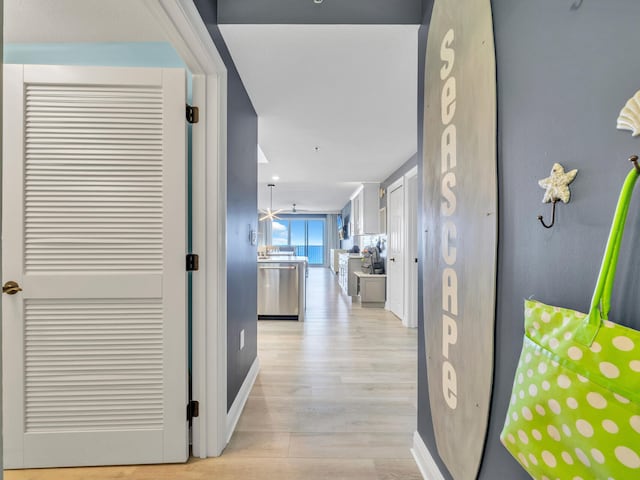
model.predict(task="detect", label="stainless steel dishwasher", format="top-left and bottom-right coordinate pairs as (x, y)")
top-left (258, 262), bottom-right (299, 319)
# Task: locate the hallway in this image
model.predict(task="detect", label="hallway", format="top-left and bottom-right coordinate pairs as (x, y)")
top-left (6, 268), bottom-right (419, 480)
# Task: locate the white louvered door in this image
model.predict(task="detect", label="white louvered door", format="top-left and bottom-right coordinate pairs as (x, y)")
top-left (2, 65), bottom-right (188, 468)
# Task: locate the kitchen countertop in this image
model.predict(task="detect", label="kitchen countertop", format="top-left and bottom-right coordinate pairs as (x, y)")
top-left (353, 271), bottom-right (386, 278)
top-left (257, 256), bottom-right (308, 263)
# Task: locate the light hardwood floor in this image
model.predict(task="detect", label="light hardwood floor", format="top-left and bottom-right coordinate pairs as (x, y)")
top-left (6, 267), bottom-right (420, 480)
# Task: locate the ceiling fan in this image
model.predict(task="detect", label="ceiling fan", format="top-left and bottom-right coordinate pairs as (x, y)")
top-left (259, 183), bottom-right (283, 222)
top-left (280, 202), bottom-right (316, 214)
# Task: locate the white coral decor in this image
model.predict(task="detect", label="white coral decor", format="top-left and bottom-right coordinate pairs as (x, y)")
top-left (617, 90), bottom-right (640, 136)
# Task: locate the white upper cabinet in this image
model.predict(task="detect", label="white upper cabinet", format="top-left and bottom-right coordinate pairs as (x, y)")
top-left (350, 183), bottom-right (380, 235)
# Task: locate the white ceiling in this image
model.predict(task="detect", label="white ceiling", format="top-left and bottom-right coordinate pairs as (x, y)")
top-left (220, 25), bottom-right (418, 213)
top-left (5, 4), bottom-right (418, 214)
top-left (4, 0), bottom-right (167, 43)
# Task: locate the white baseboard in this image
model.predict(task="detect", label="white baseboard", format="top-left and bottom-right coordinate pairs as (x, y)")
top-left (226, 357), bottom-right (260, 443)
top-left (411, 431), bottom-right (446, 480)
top-left (385, 302), bottom-right (404, 322)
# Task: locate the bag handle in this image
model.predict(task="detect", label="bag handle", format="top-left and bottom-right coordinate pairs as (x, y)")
top-left (600, 188), bottom-right (632, 318)
top-left (576, 165), bottom-right (639, 345)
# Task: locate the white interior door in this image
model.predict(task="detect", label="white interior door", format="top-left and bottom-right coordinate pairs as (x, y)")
top-left (2, 64), bottom-right (188, 468)
top-left (404, 173), bottom-right (418, 328)
top-left (387, 183), bottom-right (404, 319)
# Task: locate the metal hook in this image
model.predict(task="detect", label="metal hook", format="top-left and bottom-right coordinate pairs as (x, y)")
top-left (570, 0), bottom-right (584, 10)
top-left (537, 200), bottom-right (558, 229)
top-left (630, 155), bottom-right (640, 173)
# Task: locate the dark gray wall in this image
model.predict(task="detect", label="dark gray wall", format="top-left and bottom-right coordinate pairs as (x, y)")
top-left (417, 1), bottom-right (640, 478)
top-left (193, 0), bottom-right (259, 411)
top-left (484, 1), bottom-right (640, 477)
top-left (379, 153), bottom-right (418, 210)
top-left (218, 0), bottom-right (422, 24)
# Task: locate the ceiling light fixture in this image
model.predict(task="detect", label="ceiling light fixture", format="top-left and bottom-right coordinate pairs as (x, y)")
top-left (260, 183), bottom-right (283, 222)
top-left (313, 0), bottom-right (324, 4)
top-left (272, 175), bottom-right (280, 180)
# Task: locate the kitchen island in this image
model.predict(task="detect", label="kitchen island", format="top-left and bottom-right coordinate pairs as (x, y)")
top-left (353, 271), bottom-right (387, 307)
top-left (257, 256), bottom-right (307, 321)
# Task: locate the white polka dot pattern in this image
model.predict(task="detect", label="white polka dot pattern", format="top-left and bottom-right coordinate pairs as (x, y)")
top-left (500, 300), bottom-right (640, 479)
top-left (586, 392), bottom-right (607, 409)
top-left (614, 446), bottom-right (640, 469)
top-left (568, 346), bottom-right (583, 360)
top-left (613, 336), bottom-right (634, 352)
top-left (600, 362), bottom-right (620, 379)
top-left (591, 448), bottom-right (605, 464)
top-left (603, 419), bottom-right (619, 434)
top-left (631, 416), bottom-right (640, 434)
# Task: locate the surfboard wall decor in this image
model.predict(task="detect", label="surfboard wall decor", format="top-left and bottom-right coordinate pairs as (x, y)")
top-left (422, 1), bottom-right (497, 479)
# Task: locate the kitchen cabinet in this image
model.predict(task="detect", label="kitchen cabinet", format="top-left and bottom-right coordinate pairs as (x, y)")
top-left (379, 207), bottom-right (387, 234)
top-left (354, 272), bottom-right (386, 308)
top-left (350, 183), bottom-right (380, 235)
top-left (338, 253), bottom-right (363, 296)
top-left (330, 248), bottom-right (347, 274)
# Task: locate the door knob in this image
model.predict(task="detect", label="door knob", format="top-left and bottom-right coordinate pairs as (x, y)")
top-left (389, 258), bottom-right (396, 262)
top-left (3, 281), bottom-right (22, 295)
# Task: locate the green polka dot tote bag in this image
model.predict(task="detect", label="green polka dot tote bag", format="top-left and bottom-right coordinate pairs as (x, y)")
top-left (501, 166), bottom-right (640, 479)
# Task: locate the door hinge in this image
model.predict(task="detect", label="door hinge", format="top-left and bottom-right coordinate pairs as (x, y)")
top-left (186, 104), bottom-right (199, 124)
top-left (186, 253), bottom-right (199, 271)
top-left (187, 400), bottom-right (199, 421)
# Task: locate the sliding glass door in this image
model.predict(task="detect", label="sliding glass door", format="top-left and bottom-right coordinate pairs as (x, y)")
top-left (306, 220), bottom-right (325, 265)
top-left (271, 218), bottom-right (325, 266)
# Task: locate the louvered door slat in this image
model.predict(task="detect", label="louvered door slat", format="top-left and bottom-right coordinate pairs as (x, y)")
top-left (24, 299), bottom-right (163, 434)
top-left (24, 82), bottom-right (163, 274)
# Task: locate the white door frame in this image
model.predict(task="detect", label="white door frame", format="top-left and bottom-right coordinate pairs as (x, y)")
top-left (385, 165), bottom-right (419, 328)
top-left (145, 0), bottom-right (228, 457)
top-left (1, 0), bottom-right (4, 471)
top-left (403, 166), bottom-right (418, 328)
top-left (385, 176), bottom-right (404, 317)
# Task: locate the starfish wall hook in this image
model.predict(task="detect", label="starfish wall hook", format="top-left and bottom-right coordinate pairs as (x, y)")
top-left (537, 163), bottom-right (578, 228)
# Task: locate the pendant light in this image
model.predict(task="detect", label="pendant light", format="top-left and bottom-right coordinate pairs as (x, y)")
top-left (260, 183), bottom-right (283, 221)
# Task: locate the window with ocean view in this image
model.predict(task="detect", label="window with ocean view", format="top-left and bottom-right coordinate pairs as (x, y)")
top-left (272, 218), bottom-right (325, 265)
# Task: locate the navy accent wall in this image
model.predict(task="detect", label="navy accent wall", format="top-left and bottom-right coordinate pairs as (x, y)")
top-left (217, 0), bottom-right (422, 25)
top-left (417, 1), bottom-right (640, 478)
top-left (193, 0), bottom-right (259, 411)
